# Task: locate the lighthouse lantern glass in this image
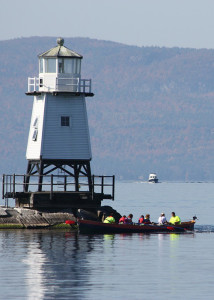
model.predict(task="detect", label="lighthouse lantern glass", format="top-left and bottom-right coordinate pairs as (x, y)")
top-left (39, 58), bottom-right (44, 73)
top-left (45, 58), bottom-right (56, 73)
top-left (58, 58), bottom-right (64, 73)
top-left (57, 58), bottom-right (81, 75)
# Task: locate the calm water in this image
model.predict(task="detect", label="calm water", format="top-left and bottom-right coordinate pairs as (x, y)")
top-left (1, 182), bottom-right (214, 300)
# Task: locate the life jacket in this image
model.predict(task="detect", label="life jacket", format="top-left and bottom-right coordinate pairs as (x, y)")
top-left (169, 216), bottom-right (181, 225)
top-left (104, 216), bottom-right (115, 223)
top-left (138, 217), bottom-right (144, 223)
top-left (119, 216), bottom-right (125, 223)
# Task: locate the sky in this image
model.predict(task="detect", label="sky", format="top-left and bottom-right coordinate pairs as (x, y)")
top-left (1, 0), bottom-right (214, 49)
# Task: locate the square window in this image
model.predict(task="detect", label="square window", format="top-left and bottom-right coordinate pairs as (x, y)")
top-left (61, 116), bottom-right (70, 127)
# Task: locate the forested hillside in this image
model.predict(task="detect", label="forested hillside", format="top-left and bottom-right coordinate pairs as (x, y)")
top-left (1, 37), bottom-right (214, 181)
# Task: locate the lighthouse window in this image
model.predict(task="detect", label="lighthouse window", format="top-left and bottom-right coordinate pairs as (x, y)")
top-left (39, 58), bottom-right (43, 73)
top-left (58, 58), bottom-right (64, 73)
top-left (32, 129), bottom-right (38, 141)
top-left (64, 59), bottom-right (72, 73)
top-left (76, 59), bottom-right (81, 73)
top-left (63, 58), bottom-right (81, 74)
top-left (61, 116), bottom-right (70, 127)
top-left (46, 58), bottom-right (56, 73)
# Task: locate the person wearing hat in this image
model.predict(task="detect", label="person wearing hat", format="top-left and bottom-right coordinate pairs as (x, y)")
top-left (158, 213), bottom-right (167, 225)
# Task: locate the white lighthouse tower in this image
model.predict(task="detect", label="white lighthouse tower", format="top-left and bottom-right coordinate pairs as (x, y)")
top-left (2, 38), bottom-right (115, 209)
top-left (25, 38), bottom-right (94, 194)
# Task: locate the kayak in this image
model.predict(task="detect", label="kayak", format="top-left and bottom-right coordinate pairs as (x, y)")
top-left (77, 219), bottom-right (195, 234)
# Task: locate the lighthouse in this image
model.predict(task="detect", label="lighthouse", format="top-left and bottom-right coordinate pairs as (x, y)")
top-left (25, 37), bottom-right (93, 192)
top-left (2, 38), bottom-right (114, 209)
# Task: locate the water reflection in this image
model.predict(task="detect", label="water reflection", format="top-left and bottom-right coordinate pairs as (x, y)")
top-left (0, 230), bottom-right (105, 300)
top-left (0, 230), bottom-right (155, 299)
top-left (0, 229), bottom-right (201, 300)
top-left (23, 242), bottom-right (47, 299)
top-left (170, 233), bottom-right (181, 241)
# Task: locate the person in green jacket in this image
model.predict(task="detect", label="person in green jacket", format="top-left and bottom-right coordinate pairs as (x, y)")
top-left (104, 214), bottom-right (115, 223)
top-left (169, 212), bottom-right (181, 225)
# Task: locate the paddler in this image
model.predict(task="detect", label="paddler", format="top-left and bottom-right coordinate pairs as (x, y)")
top-left (119, 215), bottom-right (128, 224)
top-left (138, 215), bottom-right (144, 224)
top-left (158, 213), bottom-right (167, 224)
top-left (169, 212), bottom-right (181, 225)
top-left (104, 214), bottom-right (115, 224)
top-left (143, 214), bottom-right (151, 224)
top-left (127, 214), bottom-right (133, 224)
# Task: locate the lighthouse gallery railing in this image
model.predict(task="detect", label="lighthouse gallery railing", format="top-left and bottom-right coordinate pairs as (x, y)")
top-left (28, 77), bottom-right (92, 93)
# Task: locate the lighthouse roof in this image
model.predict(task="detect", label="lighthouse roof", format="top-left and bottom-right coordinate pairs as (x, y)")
top-left (38, 38), bottom-right (83, 59)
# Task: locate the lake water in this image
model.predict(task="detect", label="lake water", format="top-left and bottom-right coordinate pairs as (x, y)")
top-left (1, 182), bottom-right (214, 300)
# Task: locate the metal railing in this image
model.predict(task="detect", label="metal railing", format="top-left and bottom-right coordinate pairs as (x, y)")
top-left (28, 77), bottom-right (40, 92)
top-left (28, 77), bottom-right (92, 93)
top-left (2, 174), bottom-right (115, 203)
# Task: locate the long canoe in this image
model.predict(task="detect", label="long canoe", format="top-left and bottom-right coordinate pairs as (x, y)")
top-left (77, 219), bottom-right (195, 234)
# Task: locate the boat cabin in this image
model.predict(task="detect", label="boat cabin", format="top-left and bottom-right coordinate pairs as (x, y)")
top-left (148, 173), bottom-right (158, 183)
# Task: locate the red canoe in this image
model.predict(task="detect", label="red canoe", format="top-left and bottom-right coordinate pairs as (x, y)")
top-left (77, 219), bottom-right (195, 234)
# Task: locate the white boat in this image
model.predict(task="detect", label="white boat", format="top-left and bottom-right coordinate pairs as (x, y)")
top-left (148, 173), bottom-right (158, 183)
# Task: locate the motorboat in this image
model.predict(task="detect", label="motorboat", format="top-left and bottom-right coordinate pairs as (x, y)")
top-left (148, 173), bottom-right (158, 183)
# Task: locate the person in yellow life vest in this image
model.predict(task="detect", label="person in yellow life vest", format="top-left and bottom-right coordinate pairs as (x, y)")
top-left (104, 214), bottom-right (115, 223)
top-left (169, 212), bottom-right (181, 225)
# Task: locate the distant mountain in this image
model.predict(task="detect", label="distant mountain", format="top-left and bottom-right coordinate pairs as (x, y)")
top-left (1, 37), bottom-right (214, 181)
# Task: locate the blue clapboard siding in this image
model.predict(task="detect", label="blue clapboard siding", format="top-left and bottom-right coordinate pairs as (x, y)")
top-left (26, 94), bottom-right (91, 160)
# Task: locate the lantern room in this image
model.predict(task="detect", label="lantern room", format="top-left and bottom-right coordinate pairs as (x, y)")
top-left (28, 37), bottom-right (92, 94)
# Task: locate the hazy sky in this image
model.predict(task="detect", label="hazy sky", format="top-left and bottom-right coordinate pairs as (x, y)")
top-left (1, 0), bottom-right (214, 49)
